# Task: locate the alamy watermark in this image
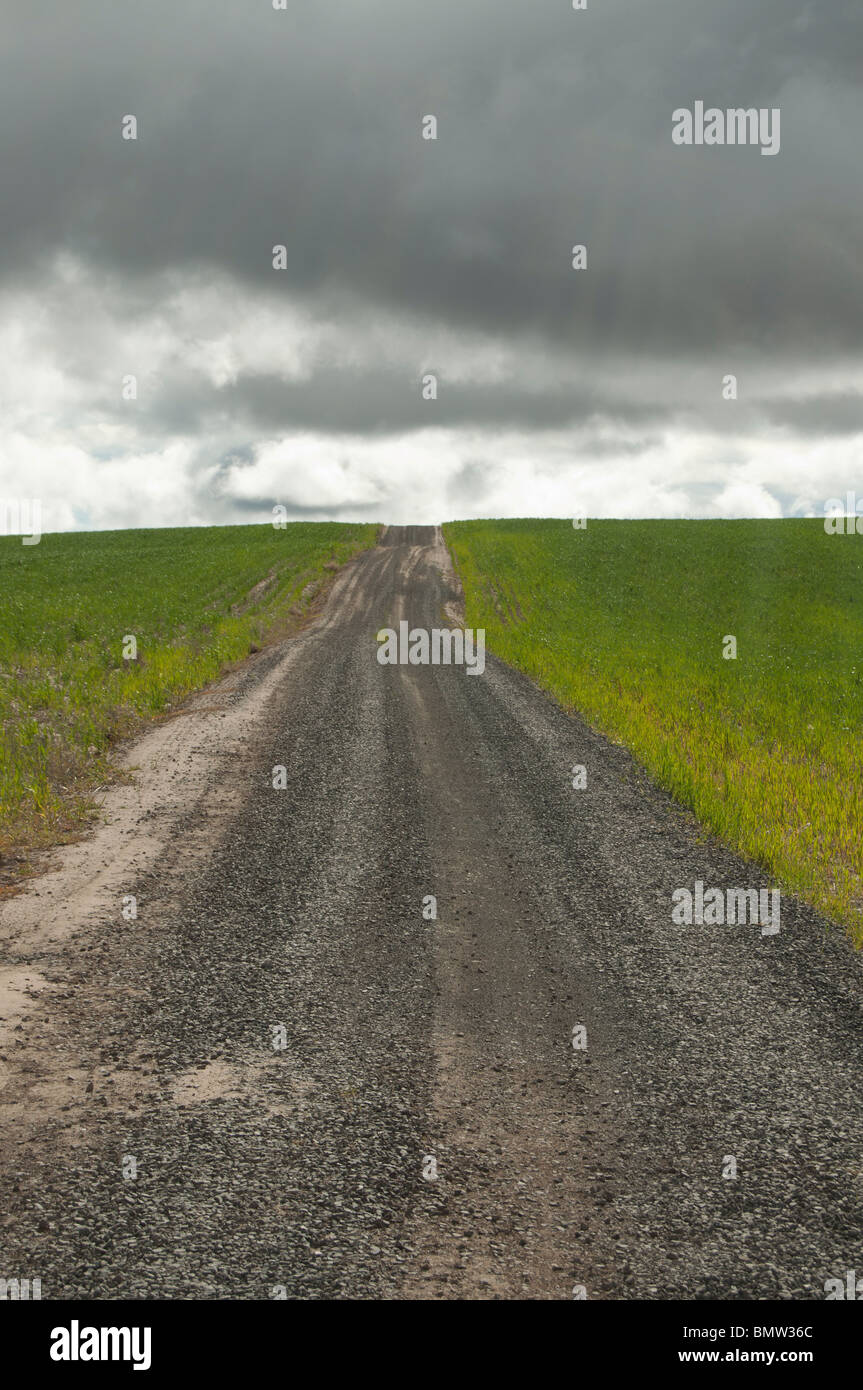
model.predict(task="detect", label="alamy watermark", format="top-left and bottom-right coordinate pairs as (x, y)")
top-left (671, 880), bottom-right (780, 935)
top-left (0, 498), bottom-right (41, 545)
top-left (824, 493), bottom-right (863, 534)
top-left (50, 1322), bottom-right (151, 1370)
top-left (672, 102), bottom-right (780, 157)
top-left (0, 1277), bottom-right (41, 1300)
top-left (377, 622), bottom-right (485, 675)
top-left (824, 1270), bottom-right (863, 1300)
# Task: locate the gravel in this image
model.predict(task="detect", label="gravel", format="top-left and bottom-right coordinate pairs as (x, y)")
top-left (0, 526), bottom-right (860, 1300)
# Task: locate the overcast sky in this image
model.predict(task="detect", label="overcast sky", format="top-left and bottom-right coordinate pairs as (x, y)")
top-left (1, 0), bottom-right (860, 530)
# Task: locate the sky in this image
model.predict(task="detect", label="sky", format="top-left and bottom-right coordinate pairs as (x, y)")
top-left (1, 0), bottom-right (861, 531)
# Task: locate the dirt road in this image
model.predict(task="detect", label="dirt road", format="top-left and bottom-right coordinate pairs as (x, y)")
top-left (1, 526), bottom-right (861, 1299)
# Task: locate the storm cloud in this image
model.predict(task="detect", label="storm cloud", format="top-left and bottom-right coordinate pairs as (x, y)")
top-left (0, 0), bottom-right (860, 528)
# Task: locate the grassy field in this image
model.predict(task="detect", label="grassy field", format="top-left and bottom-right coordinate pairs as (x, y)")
top-left (443, 518), bottom-right (863, 944)
top-left (0, 521), bottom-right (378, 861)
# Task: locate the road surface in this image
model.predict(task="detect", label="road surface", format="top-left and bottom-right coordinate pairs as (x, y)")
top-left (1, 526), bottom-right (861, 1299)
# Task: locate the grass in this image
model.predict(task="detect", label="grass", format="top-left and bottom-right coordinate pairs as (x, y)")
top-left (443, 518), bottom-right (863, 945)
top-left (0, 521), bottom-right (378, 861)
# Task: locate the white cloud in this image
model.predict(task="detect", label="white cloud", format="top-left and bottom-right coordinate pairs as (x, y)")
top-left (1, 256), bottom-right (861, 530)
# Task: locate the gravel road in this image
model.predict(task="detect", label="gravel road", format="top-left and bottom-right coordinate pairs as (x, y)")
top-left (1, 525), bottom-right (861, 1300)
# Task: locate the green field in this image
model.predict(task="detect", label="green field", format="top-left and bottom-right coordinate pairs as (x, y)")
top-left (0, 522), bottom-right (378, 859)
top-left (443, 518), bottom-right (863, 945)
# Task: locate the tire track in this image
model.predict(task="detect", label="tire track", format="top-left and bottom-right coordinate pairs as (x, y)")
top-left (0, 526), bottom-right (860, 1301)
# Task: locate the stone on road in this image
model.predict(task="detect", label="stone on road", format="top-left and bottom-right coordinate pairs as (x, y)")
top-left (0, 526), bottom-right (860, 1300)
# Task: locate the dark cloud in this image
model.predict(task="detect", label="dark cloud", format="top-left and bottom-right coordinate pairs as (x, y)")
top-left (141, 364), bottom-right (666, 437)
top-left (759, 391), bottom-right (863, 436)
top-left (446, 459), bottom-right (502, 507)
top-left (1, 0), bottom-right (861, 356)
top-left (1, 0), bottom-right (861, 525)
top-left (230, 496), bottom-right (380, 519)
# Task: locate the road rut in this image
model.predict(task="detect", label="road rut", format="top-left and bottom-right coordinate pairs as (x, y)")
top-left (0, 526), bottom-right (861, 1300)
